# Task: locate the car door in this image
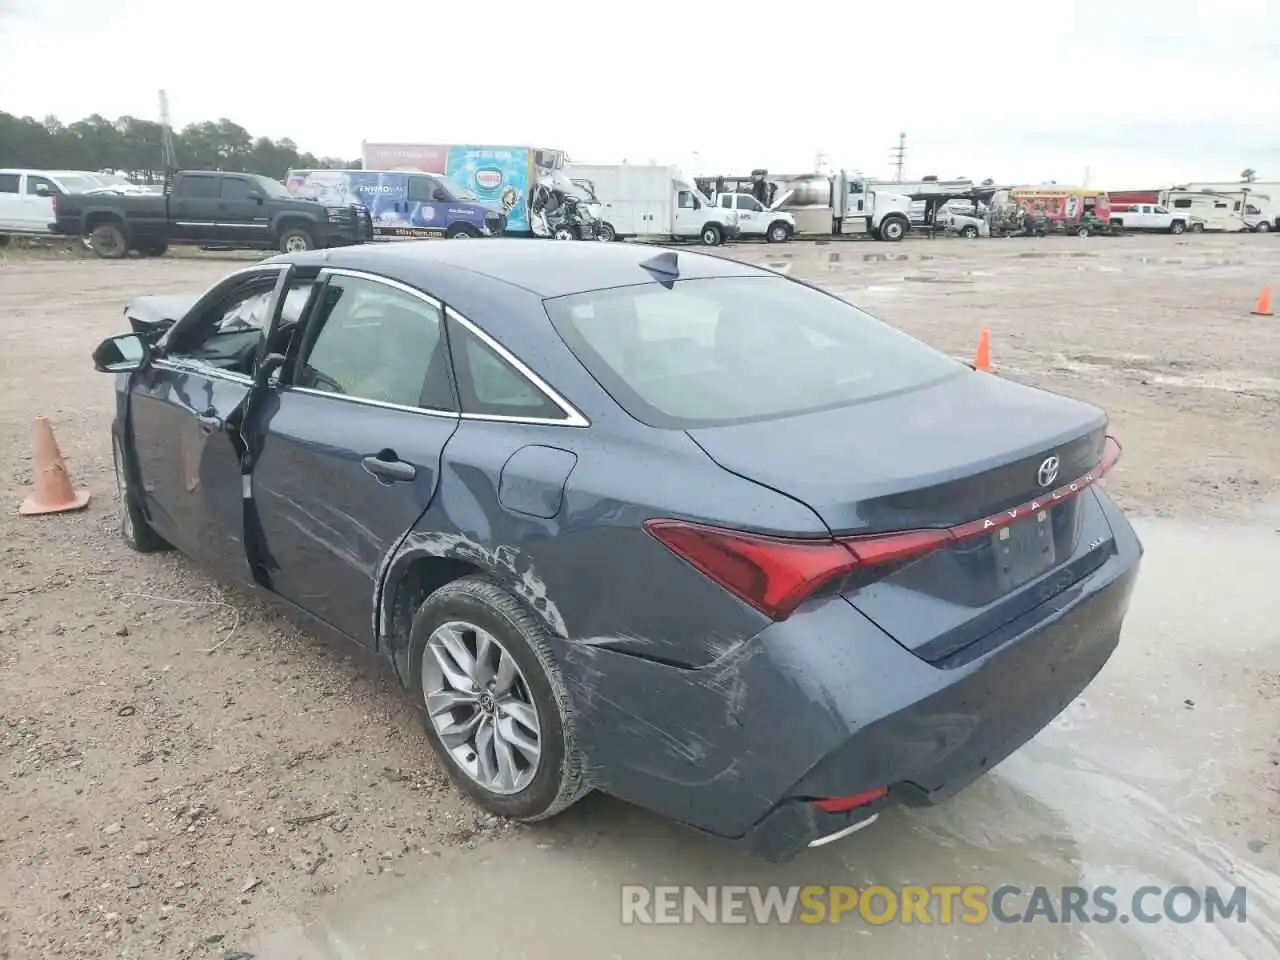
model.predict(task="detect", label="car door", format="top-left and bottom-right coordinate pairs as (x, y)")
top-left (406, 175), bottom-right (445, 236)
top-left (249, 269), bottom-right (461, 645)
top-left (22, 174), bottom-right (58, 233)
top-left (735, 193), bottom-right (762, 234)
top-left (128, 266), bottom-right (292, 582)
top-left (167, 173), bottom-right (221, 243)
top-left (672, 188), bottom-right (702, 236)
top-left (218, 175), bottom-right (270, 244)
top-left (0, 172), bottom-right (25, 231)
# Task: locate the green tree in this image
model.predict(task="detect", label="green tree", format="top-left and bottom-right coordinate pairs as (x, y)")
top-left (1240, 168), bottom-right (1258, 182)
top-left (0, 110), bottom-right (359, 180)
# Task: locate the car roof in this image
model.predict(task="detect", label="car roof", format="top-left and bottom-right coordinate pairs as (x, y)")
top-left (276, 239), bottom-right (773, 299)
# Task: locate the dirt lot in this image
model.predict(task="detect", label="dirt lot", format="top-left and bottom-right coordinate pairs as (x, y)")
top-left (1, 233), bottom-right (1278, 959)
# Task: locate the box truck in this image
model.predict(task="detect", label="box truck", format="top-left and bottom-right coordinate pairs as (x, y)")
top-left (567, 163), bottom-right (740, 245)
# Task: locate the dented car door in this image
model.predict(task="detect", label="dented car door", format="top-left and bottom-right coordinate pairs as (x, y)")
top-left (248, 269), bottom-right (461, 646)
top-left (129, 268), bottom-right (289, 584)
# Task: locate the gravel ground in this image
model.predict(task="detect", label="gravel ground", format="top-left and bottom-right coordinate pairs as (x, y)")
top-left (1, 232), bottom-right (1277, 959)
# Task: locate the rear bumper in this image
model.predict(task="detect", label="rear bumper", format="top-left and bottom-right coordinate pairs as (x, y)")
top-left (563, 491), bottom-right (1142, 862)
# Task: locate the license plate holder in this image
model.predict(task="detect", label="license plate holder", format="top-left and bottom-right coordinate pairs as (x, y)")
top-left (992, 510), bottom-right (1056, 592)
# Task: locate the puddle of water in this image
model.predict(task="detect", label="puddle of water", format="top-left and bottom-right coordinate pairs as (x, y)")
top-left (253, 519), bottom-right (1280, 960)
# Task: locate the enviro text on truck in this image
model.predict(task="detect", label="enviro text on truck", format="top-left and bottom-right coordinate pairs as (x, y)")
top-left (53, 171), bottom-right (373, 259)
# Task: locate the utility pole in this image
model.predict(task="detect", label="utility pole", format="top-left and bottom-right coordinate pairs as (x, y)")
top-left (158, 89), bottom-right (177, 181)
top-left (889, 132), bottom-right (906, 182)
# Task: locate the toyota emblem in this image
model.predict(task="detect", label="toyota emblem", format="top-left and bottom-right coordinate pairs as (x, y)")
top-left (1037, 456), bottom-right (1061, 488)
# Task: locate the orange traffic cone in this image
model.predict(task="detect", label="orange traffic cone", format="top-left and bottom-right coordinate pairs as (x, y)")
top-left (18, 416), bottom-right (90, 516)
top-left (973, 328), bottom-right (992, 371)
top-left (1251, 286), bottom-right (1272, 316)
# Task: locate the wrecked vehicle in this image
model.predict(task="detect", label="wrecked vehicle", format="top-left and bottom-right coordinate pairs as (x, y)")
top-left (92, 240), bottom-right (1143, 862)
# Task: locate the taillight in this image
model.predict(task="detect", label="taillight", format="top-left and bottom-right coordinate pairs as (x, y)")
top-left (51, 194), bottom-right (58, 217)
top-left (645, 436), bottom-right (1122, 621)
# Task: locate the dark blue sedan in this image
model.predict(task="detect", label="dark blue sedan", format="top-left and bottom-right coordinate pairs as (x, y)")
top-left (92, 240), bottom-right (1142, 861)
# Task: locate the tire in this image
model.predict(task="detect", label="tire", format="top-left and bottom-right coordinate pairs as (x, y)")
top-left (597, 222), bottom-right (617, 242)
top-left (766, 220), bottom-right (791, 243)
top-left (1254, 221), bottom-right (1271, 233)
top-left (138, 241), bottom-right (168, 257)
top-left (878, 216), bottom-right (907, 241)
top-left (410, 575), bottom-right (587, 821)
top-left (113, 434), bottom-right (169, 553)
top-left (278, 227), bottom-right (314, 253)
top-left (1076, 225), bottom-right (1090, 237)
top-left (445, 224), bottom-right (481, 239)
top-left (1189, 222), bottom-right (1204, 233)
top-left (700, 223), bottom-right (723, 246)
top-left (961, 225), bottom-right (979, 238)
top-left (90, 223), bottom-right (128, 259)
top-left (1170, 221), bottom-right (1186, 234)
top-left (553, 226), bottom-right (578, 241)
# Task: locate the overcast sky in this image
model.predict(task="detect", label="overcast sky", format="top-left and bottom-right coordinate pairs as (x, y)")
top-left (2, 0), bottom-right (1278, 186)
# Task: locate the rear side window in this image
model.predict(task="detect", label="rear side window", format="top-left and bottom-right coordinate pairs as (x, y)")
top-left (446, 317), bottom-right (566, 421)
top-left (178, 176), bottom-right (219, 199)
top-left (544, 276), bottom-right (963, 429)
top-left (0, 174), bottom-right (19, 194)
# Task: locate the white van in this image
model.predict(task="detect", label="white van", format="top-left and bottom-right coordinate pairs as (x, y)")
top-left (0, 169), bottom-right (113, 242)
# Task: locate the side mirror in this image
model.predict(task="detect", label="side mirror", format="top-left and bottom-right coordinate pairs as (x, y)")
top-left (35, 183), bottom-right (51, 196)
top-left (247, 191), bottom-right (264, 204)
top-left (255, 352), bottom-right (287, 389)
top-left (692, 198), bottom-right (702, 210)
top-left (93, 333), bottom-right (149, 372)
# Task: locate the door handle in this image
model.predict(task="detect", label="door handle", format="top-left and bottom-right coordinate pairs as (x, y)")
top-left (361, 451), bottom-right (416, 483)
top-left (195, 410), bottom-right (223, 434)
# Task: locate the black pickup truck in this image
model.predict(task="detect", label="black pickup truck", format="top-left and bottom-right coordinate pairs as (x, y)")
top-left (54, 170), bottom-right (373, 258)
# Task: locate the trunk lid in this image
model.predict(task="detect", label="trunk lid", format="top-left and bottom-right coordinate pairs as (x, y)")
top-left (687, 371), bottom-right (1116, 661)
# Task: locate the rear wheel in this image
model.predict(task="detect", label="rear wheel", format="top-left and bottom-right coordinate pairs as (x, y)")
top-left (410, 576), bottom-right (588, 821)
top-left (1254, 221), bottom-right (1271, 232)
top-left (1170, 221), bottom-right (1186, 234)
top-left (1189, 222), bottom-right (1204, 233)
top-left (700, 223), bottom-right (723, 246)
top-left (90, 223), bottom-right (128, 259)
top-left (1076, 225), bottom-right (1090, 237)
top-left (553, 226), bottom-right (578, 241)
top-left (113, 435), bottom-right (169, 553)
top-left (278, 227), bottom-right (314, 253)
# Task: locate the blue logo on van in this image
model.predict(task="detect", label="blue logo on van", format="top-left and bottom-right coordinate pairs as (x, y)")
top-left (474, 168), bottom-right (505, 191)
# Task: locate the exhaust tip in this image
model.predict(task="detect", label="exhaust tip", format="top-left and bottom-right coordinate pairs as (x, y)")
top-left (808, 813), bottom-right (879, 849)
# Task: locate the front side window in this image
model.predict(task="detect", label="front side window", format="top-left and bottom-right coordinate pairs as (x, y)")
top-left (166, 272), bottom-right (312, 376)
top-left (677, 191), bottom-right (695, 209)
top-left (407, 177), bottom-right (439, 203)
top-left (220, 178), bottom-right (254, 201)
top-left (297, 276), bottom-right (453, 410)
top-left (26, 175), bottom-right (55, 196)
top-left (544, 276), bottom-right (963, 429)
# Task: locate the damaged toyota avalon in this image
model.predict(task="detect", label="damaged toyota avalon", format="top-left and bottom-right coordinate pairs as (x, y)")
top-left (92, 240), bottom-right (1142, 861)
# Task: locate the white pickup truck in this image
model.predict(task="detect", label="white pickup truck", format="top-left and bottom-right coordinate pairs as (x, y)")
top-left (1109, 203), bottom-right (1189, 234)
top-left (713, 192), bottom-right (795, 242)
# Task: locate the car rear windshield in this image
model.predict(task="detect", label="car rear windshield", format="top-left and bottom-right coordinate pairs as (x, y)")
top-left (543, 276), bottom-right (963, 429)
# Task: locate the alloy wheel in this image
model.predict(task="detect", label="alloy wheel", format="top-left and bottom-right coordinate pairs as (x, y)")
top-left (421, 620), bottom-right (542, 795)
